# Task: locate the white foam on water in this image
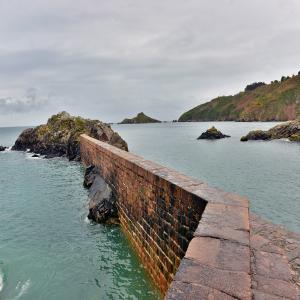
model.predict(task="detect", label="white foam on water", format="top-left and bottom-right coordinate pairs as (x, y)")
top-left (25, 153), bottom-right (43, 160)
top-left (0, 269), bottom-right (3, 292)
top-left (0, 147), bottom-right (12, 154)
top-left (12, 279), bottom-right (31, 300)
top-left (84, 216), bottom-right (92, 224)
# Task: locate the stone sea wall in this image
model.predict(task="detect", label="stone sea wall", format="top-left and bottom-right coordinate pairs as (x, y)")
top-left (80, 134), bottom-right (252, 298)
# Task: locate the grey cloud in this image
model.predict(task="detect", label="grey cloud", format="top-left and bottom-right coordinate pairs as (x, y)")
top-left (0, 0), bottom-right (300, 125)
top-left (0, 88), bottom-right (50, 114)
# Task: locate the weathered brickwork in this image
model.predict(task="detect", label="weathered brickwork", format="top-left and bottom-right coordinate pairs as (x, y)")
top-left (80, 134), bottom-right (207, 292)
top-left (80, 134), bottom-right (256, 299)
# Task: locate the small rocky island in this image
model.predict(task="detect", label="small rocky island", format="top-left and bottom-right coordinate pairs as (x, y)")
top-left (12, 111), bottom-right (128, 160)
top-left (120, 112), bottom-right (161, 124)
top-left (241, 119), bottom-right (300, 142)
top-left (197, 126), bottom-right (230, 140)
top-left (0, 146), bottom-right (7, 151)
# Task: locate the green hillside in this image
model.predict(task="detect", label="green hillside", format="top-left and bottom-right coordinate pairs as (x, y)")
top-left (179, 72), bottom-right (300, 122)
top-left (120, 112), bottom-right (161, 124)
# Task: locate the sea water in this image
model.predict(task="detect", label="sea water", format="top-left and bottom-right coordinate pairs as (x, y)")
top-left (113, 122), bottom-right (300, 232)
top-left (1, 122), bottom-right (300, 299)
top-left (0, 127), bottom-right (161, 300)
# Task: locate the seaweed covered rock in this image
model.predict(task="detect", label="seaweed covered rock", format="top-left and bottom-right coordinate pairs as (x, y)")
top-left (12, 111), bottom-right (128, 160)
top-left (289, 134), bottom-right (300, 142)
top-left (84, 165), bottom-right (118, 224)
top-left (240, 130), bottom-right (271, 142)
top-left (197, 126), bottom-right (230, 140)
top-left (241, 119), bottom-right (300, 142)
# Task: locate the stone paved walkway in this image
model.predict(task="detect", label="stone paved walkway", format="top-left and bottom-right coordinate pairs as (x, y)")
top-left (250, 214), bottom-right (300, 299)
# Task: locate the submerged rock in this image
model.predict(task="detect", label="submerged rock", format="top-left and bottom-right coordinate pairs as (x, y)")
top-left (197, 126), bottom-right (230, 140)
top-left (12, 111), bottom-right (128, 161)
top-left (0, 146), bottom-right (7, 151)
top-left (241, 119), bottom-right (300, 142)
top-left (31, 154), bottom-right (40, 158)
top-left (84, 165), bottom-right (118, 224)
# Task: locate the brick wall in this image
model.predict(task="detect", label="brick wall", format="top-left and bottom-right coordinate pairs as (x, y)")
top-left (80, 134), bottom-right (252, 299)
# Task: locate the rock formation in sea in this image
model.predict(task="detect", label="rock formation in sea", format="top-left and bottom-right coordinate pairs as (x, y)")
top-left (84, 165), bottom-right (118, 223)
top-left (0, 146), bottom-right (7, 151)
top-left (197, 126), bottom-right (230, 140)
top-left (241, 119), bottom-right (300, 142)
top-left (12, 111), bottom-right (128, 160)
top-left (120, 112), bottom-right (161, 124)
top-left (179, 71), bottom-right (300, 122)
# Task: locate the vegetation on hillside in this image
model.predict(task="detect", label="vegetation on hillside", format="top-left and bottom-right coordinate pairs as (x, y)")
top-left (179, 72), bottom-right (300, 122)
top-left (120, 112), bottom-right (161, 124)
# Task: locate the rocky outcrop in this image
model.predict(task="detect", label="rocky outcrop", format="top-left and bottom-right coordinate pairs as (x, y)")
top-left (197, 126), bottom-right (230, 140)
top-left (84, 165), bottom-right (118, 223)
top-left (12, 111), bottom-right (128, 160)
top-left (120, 112), bottom-right (161, 124)
top-left (0, 146), bottom-right (7, 151)
top-left (241, 119), bottom-right (300, 142)
top-left (240, 130), bottom-right (271, 141)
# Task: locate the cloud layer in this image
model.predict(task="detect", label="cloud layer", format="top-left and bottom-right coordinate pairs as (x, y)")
top-left (0, 0), bottom-right (300, 125)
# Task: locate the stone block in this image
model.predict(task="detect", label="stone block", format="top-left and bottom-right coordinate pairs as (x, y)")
top-left (165, 281), bottom-right (236, 300)
top-left (185, 236), bottom-right (250, 273)
top-left (174, 258), bottom-right (251, 299)
top-left (252, 274), bottom-right (298, 300)
top-left (192, 184), bottom-right (249, 207)
top-left (253, 250), bottom-right (292, 281)
top-left (196, 202), bottom-right (250, 232)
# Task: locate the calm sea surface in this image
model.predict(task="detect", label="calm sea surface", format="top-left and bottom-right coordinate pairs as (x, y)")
top-left (112, 122), bottom-right (300, 232)
top-left (0, 127), bottom-right (161, 300)
top-left (1, 122), bottom-right (300, 299)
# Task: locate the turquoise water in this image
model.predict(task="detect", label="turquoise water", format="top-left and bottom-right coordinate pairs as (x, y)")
top-left (0, 128), bottom-right (161, 300)
top-left (1, 122), bottom-right (300, 299)
top-left (113, 122), bottom-right (300, 233)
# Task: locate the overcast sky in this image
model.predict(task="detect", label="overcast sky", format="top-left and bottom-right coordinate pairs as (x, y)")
top-left (0, 0), bottom-right (300, 126)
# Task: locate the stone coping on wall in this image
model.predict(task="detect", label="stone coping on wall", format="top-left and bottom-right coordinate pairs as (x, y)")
top-left (80, 134), bottom-right (252, 299)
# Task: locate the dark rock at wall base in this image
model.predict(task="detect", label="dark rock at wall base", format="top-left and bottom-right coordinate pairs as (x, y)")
top-left (197, 126), bottom-right (230, 140)
top-left (0, 146), bottom-right (7, 151)
top-left (83, 165), bottom-right (99, 188)
top-left (84, 165), bottom-right (119, 224)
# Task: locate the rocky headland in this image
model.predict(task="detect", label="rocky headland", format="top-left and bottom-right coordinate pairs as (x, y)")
top-left (197, 126), bottom-right (230, 140)
top-left (12, 111), bottom-right (128, 160)
top-left (179, 71), bottom-right (300, 122)
top-left (120, 112), bottom-right (161, 124)
top-left (241, 119), bottom-right (300, 142)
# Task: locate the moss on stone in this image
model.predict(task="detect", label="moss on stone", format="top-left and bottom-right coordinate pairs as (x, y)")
top-left (289, 134), bottom-right (300, 142)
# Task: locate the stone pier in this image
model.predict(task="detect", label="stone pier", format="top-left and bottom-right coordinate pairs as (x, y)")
top-left (80, 134), bottom-right (298, 299)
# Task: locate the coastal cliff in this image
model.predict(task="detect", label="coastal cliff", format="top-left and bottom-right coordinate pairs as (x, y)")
top-left (179, 72), bottom-right (300, 122)
top-left (12, 111), bottom-right (128, 160)
top-left (120, 112), bottom-right (161, 124)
